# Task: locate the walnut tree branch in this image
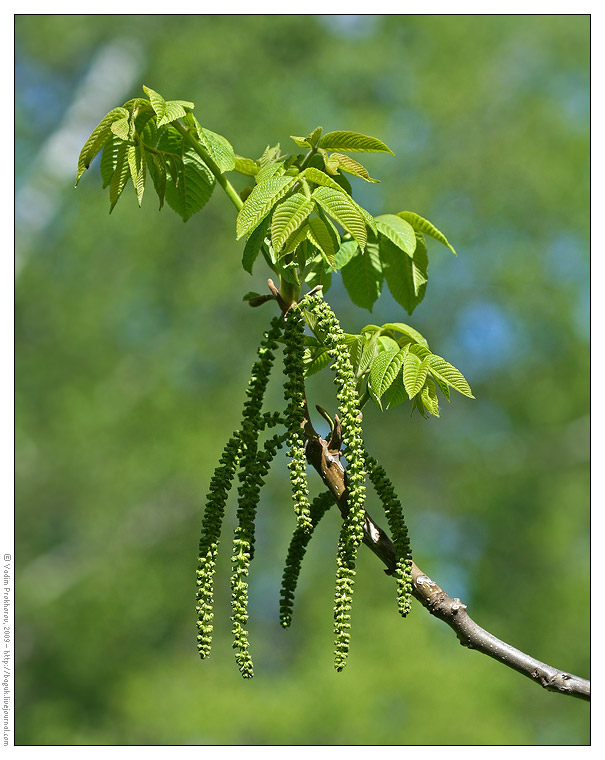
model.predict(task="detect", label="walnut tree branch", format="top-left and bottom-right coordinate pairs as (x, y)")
top-left (303, 413), bottom-right (590, 702)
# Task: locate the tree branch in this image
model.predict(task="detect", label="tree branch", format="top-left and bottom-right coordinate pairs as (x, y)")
top-left (303, 416), bottom-right (590, 702)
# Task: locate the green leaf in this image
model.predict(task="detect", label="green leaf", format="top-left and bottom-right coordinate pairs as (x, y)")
top-left (431, 371), bottom-right (450, 401)
top-left (369, 348), bottom-right (404, 398)
top-left (258, 143), bottom-right (282, 167)
top-left (420, 379), bottom-right (440, 417)
top-left (305, 126), bottom-right (323, 146)
top-left (109, 142), bottom-right (131, 212)
top-left (312, 186), bottom-right (367, 250)
top-left (380, 234), bottom-right (428, 315)
top-left (334, 240), bottom-right (358, 270)
top-left (381, 322), bottom-right (429, 348)
top-left (318, 130), bottom-right (394, 154)
top-left (281, 222), bottom-right (312, 257)
top-left (236, 176), bottom-right (296, 240)
top-left (376, 336), bottom-right (400, 352)
top-left (397, 211), bottom-right (457, 255)
top-left (165, 149), bottom-right (215, 222)
top-left (301, 167), bottom-right (349, 193)
top-left (402, 352), bottom-right (429, 399)
top-left (328, 153), bottom-right (378, 182)
top-left (303, 344), bottom-right (332, 376)
top-left (127, 142), bottom-right (146, 206)
top-left (340, 237), bottom-right (382, 311)
top-left (306, 216), bottom-right (340, 267)
top-left (375, 214), bottom-right (416, 257)
top-left (381, 367), bottom-right (409, 410)
top-left (147, 153), bottom-right (167, 209)
top-left (76, 107), bottom-right (129, 185)
top-left (427, 355), bottom-right (474, 398)
top-left (290, 135), bottom-right (311, 148)
top-left (304, 255), bottom-right (332, 294)
top-left (234, 155), bottom-right (259, 176)
top-left (256, 162), bottom-right (286, 185)
top-left (242, 216), bottom-right (270, 274)
top-left (143, 85), bottom-right (194, 127)
top-left (357, 333), bottom-right (380, 377)
top-left (100, 133), bottom-right (122, 188)
top-left (271, 193), bottom-right (314, 253)
top-left (110, 117), bottom-right (131, 141)
top-left (200, 128), bottom-right (236, 172)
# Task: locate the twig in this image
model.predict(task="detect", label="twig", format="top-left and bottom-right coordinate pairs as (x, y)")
top-left (303, 413), bottom-right (590, 702)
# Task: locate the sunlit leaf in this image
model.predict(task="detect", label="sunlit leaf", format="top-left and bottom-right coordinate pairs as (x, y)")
top-left (375, 214), bottom-right (416, 257)
top-left (369, 348), bottom-right (404, 398)
top-left (340, 236), bottom-right (382, 311)
top-left (312, 186), bottom-right (367, 250)
top-left (76, 107), bottom-right (128, 185)
top-left (271, 194), bottom-right (314, 253)
top-left (398, 211), bottom-right (457, 255)
top-left (236, 175), bottom-right (296, 240)
top-left (242, 216), bottom-right (270, 274)
top-left (427, 355), bottom-right (474, 398)
top-left (402, 352), bottom-right (429, 399)
top-left (380, 234), bottom-right (428, 315)
top-left (127, 142), bottom-right (146, 206)
top-left (328, 153), bottom-right (378, 182)
top-left (318, 130), bottom-right (394, 154)
top-left (109, 142), bottom-right (131, 212)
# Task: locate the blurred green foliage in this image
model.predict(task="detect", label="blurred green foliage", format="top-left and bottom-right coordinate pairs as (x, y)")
top-left (15, 14), bottom-right (589, 745)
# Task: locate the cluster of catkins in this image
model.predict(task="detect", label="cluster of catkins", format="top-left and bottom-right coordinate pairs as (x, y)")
top-left (195, 295), bottom-right (413, 678)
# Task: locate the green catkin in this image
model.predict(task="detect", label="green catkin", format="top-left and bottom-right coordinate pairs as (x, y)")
top-left (279, 490), bottom-right (335, 627)
top-left (364, 451), bottom-right (413, 616)
top-left (303, 294), bottom-right (367, 671)
top-left (196, 317), bottom-right (282, 666)
top-left (231, 430), bottom-right (287, 677)
top-left (228, 316), bottom-right (285, 678)
top-left (283, 305), bottom-right (313, 533)
top-left (195, 431), bottom-right (242, 659)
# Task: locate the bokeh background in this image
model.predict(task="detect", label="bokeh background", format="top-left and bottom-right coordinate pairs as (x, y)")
top-left (15, 14), bottom-right (589, 745)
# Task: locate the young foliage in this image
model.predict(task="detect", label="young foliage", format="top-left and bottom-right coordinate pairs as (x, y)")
top-left (77, 88), bottom-right (475, 678)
